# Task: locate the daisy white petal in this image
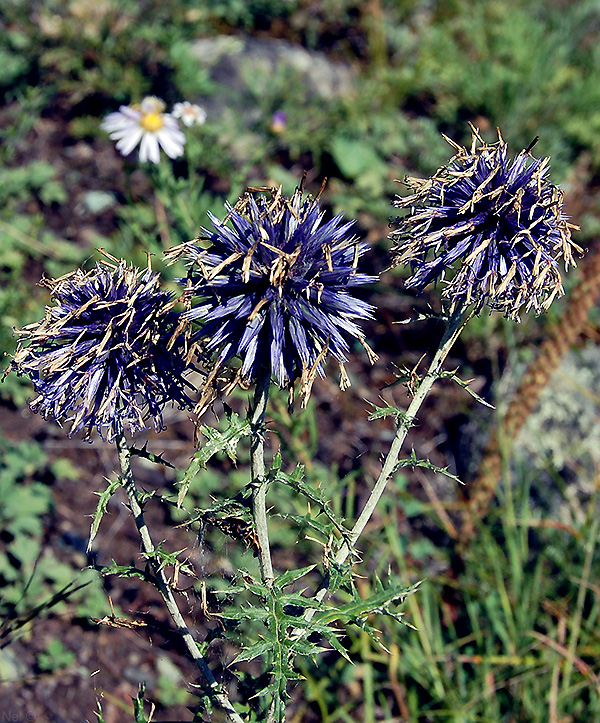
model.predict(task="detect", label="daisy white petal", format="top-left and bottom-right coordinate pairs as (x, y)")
top-left (100, 96), bottom-right (186, 164)
top-left (139, 132), bottom-right (161, 164)
top-left (156, 128), bottom-right (185, 159)
top-left (115, 127), bottom-right (144, 156)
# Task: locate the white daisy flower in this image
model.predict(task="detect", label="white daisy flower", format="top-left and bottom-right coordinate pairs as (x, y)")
top-left (172, 101), bottom-right (207, 128)
top-left (101, 96), bottom-right (186, 164)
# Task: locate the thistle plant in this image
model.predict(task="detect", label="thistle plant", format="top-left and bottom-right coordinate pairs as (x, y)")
top-left (316, 127), bottom-right (581, 578)
top-left (7, 128), bottom-right (582, 722)
top-left (8, 258), bottom-right (245, 723)
top-left (358, 128), bottom-right (580, 565)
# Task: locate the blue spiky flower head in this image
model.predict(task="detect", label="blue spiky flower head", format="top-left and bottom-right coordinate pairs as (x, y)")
top-left (390, 127), bottom-right (580, 320)
top-left (9, 259), bottom-right (193, 441)
top-left (168, 185), bottom-right (377, 410)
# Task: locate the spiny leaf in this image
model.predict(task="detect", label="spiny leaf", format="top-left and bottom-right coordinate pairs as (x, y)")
top-left (437, 368), bottom-right (495, 408)
top-left (100, 560), bottom-right (149, 581)
top-left (178, 411), bottom-right (252, 507)
top-left (288, 638), bottom-right (327, 658)
top-left (368, 402), bottom-right (415, 429)
top-left (395, 309), bottom-right (448, 325)
top-left (327, 558), bottom-right (355, 594)
top-left (278, 592), bottom-right (321, 609)
top-left (273, 564), bottom-right (316, 591)
top-left (233, 639), bottom-right (273, 664)
top-left (148, 543), bottom-right (194, 575)
top-left (88, 477), bottom-right (121, 552)
top-left (319, 629), bottom-right (352, 662)
top-left (319, 579), bottom-right (421, 626)
top-left (396, 449), bottom-right (464, 485)
top-left (130, 442), bottom-right (175, 468)
top-left (275, 464), bottom-right (351, 543)
top-left (278, 512), bottom-right (332, 537)
top-left (368, 402), bottom-right (404, 420)
top-left (220, 606), bottom-right (270, 622)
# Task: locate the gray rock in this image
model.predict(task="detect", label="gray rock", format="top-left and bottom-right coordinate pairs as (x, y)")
top-left (0, 646), bottom-right (28, 682)
top-left (82, 190), bottom-right (116, 214)
top-left (189, 35), bottom-right (356, 103)
top-left (516, 340), bottom-right (600, 522)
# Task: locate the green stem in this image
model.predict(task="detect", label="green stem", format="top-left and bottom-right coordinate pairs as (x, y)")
top-left (303, 306), bottom-right (472, 620)
top-left (250, 367), bottom-right (274, 584)
top-left (114, 432), bottom-right (244, 723)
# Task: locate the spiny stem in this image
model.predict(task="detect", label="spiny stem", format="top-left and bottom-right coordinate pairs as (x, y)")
top-left (299, 306), bottom-right (472, 623)
top-left (115, 432), bottom-right (244, 723)
top-left (250, 367), bottom-right (274, 584)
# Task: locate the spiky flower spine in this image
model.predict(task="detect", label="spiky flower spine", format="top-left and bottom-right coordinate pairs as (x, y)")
top-left (168, 186), bottom-right (377, 411)
top-left (9, 259), bottom-right (193, 441)
top-left (391, 127), bottom-right (580, 320)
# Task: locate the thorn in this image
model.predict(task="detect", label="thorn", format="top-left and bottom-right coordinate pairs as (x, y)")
top-left (524, 134), bottom-right (540, 154)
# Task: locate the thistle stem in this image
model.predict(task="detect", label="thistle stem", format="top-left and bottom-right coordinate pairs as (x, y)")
top-left (114, 432), bottom-right (244, 723)
top-left (250, 368), bottom-right (274, 584)
top-left (302, 306), bottom-right (472, 619)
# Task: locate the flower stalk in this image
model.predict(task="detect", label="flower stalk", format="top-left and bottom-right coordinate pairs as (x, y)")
top-left (114, 431), bottom-right (244, 723)
top-left (249, 367), bottom-right (275, 584)
top-left (298, 305), bottom-right (473, 622)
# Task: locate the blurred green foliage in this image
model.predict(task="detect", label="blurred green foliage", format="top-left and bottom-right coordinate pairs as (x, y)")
top-left (36, 637), bottom-right (76, 673)
top-left (0, 436), bottom-right (106, 647)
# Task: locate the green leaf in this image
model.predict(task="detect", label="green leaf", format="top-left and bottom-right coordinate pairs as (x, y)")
top-left (233, 640), bottom-right (273, 663)
top-left (330, 135), bottom-right (387, 181)
top-left (132, 683), bottom-right (149, 723)
top-left (273, 565), bottom-right (316, 591)
top-left (177, 411), bottom-right (252, 507)
top-left (396, 449), bottom-right (464, 485)
top-left (275, 464), bottom-right (351, 543)
top-left (277, 512), bottom-right (332, 537)
top-left (318, 579), bottom-right (421, 630)
top-left (367, 402), bottom-right (416, 432)
top-left (148, 543), bottom-right (194, 576)
top-left (437, 368), bottom-right (495, 409)
top-left (130, 442), bottom-right (175, 469)
top-left (88, 477), bottom-right (121, 552)
top-left (327, 559), bottom-right (354, 595)
top-left (100, 560), bottom-right (148, 581)
top-left (368, 402), bottom-right (406, 420)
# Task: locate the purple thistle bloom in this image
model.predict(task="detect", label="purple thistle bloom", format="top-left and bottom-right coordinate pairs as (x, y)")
top-left (391, 128), bottom-right (581, 320)
top-left (10, 260), bottom-right (193, 441)
top-left (169, 186), bottom-right (377, 409)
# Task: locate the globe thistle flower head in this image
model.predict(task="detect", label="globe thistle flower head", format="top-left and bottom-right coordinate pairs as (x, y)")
top-left (10, 259), bottom-right (193, 441)
top-left (169, 185), bottom-right (377, 410)
top-left (390, 127), bottom-right (580, 320)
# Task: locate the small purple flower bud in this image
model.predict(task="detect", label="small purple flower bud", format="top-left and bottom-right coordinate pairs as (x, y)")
top-left (270, 110), bottom-right (287, 134)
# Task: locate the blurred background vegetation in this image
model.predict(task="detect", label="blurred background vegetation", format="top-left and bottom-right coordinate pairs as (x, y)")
top-left (1, 0), bottom-right (600, 721)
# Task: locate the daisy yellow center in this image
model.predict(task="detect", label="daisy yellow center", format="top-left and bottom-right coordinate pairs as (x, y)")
top-left (140, 112), bottom-right (164, 132)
